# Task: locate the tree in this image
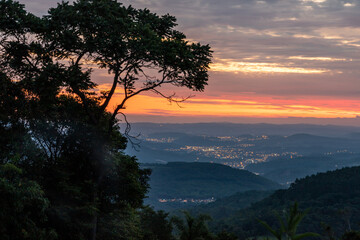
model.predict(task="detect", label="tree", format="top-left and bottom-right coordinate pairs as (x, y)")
top-left (42, 0), bottom-right (212, 129)
top-left (172, 211), bottom-right (214, 240)
top-left (0, 163), bottom-right (56, 240)
top-left (0, 0), bottom-right (212, 239)
top-left (214, 231), bottom-right (238, 240)
top-left (341, 231), bottom-right (360, 240)
top-left (258, 202), bottom-right (319, 240)
top-left (139, 206), bottom-right (174, 240)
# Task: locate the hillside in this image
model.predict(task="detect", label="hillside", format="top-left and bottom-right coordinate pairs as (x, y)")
top-left (246, 133), bottom-right (359, 154)
top-left (246, 152), bottom-right (360, 184)
top-left (203, 166), bottom-right (360, 238)
top-left (143, 162), bottom-right (281, 210)
top-left (188, 190), bottom-right (274, 220)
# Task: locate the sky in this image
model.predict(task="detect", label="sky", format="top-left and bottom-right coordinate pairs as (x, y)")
top-left (21, 0), bottom-right (360, 125)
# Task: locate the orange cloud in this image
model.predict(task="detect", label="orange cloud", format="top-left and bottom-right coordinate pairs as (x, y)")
top-left (210, 61), bottom-right (328, 74)
top-left (106, 90), bottom-right (360, 119)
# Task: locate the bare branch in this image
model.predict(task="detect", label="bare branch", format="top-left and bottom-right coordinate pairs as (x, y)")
top-left (23, 55), bottom-right (39, 71)
top-left (108, 67), bottom-right (175, 126)
top-left (151, 89), bottom-right (194, 108)
top-left (118, 112), bottom-right (141, 150)
top-left (110, 79), bottom-right (165, 122)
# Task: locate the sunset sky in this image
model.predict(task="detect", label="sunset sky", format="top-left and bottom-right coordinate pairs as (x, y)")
top-left (23, 0), bottom-right (360, 125)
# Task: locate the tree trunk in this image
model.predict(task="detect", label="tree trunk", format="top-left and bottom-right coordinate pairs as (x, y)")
top-left (90, 214), bottom-right (98, 240)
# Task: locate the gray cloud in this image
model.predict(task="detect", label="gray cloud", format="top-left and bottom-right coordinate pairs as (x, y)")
top-left (20, 0), bottom-right (360, 99)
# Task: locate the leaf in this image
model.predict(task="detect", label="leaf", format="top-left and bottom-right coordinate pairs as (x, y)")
top-left (258, 219), bottom-right (282, 240)
top-left (292, 232), bottom-right (320, 240)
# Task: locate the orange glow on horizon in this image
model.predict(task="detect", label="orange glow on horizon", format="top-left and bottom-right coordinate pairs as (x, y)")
top-left (106, 92), bottom-right (360, 119)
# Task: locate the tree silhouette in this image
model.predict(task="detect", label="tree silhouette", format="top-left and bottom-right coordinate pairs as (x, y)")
top-left (0, 0), bottom-right (212, 239)
top-left (43, 0), bottom-right (212, 130)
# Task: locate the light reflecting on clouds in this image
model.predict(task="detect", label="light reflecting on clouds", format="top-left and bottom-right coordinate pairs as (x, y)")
top-left (20, 0), bottom-right (360, 123)
top-left (210, 61), bottom-right (328, 74)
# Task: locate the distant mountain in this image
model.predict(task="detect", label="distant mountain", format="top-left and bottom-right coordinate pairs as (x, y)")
top-left (128, 130), bottom-right (360, 185)
top-left (204, 166), bottom-right (360, 238)
top-left (241, 133), bottom-right (360, 155)
top-left (126, 135), bottom-right (218, 163)
top-left (143, 162), bottom-right (281, 210)
top-left (246, 152), bottom-right (360, 184)
top-left (127, 144), bottom-right (198, 163)
top-left (126, 122), bottom-right (360, 138)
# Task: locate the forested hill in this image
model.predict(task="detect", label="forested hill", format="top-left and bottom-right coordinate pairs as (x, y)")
top-left (206, 166), bottom-right (360, 239)
top-left (188, 190), bottom-right (274, 220)
top-left (143, 162), bottom-right (281, 210)
top-left (245, 152), bottom-right (360, 184)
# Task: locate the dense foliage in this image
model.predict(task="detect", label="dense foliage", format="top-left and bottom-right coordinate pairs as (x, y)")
top-left (172, 211), bottom-right (238, 240)
top-left (0, 0), bottom-right (211, 239)
top-left (258, 202), bottom-right (319, 240)
top-left (200, 166), bottom-right (360, 239)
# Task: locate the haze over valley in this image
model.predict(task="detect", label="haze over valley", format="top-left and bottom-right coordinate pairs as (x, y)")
top-left (123, 122), bottom-right (360, 210)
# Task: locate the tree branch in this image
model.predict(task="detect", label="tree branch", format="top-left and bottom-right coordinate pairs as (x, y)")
top-left (151, 89), bottom-right (193, 108)
top-left (74, 51), bottom-right (86, 66)
top-left (110, 80), bottom-right (164, 123)
top-left (108, 68), bottom-right (173, 129)
top-left (71, 86), bottom-right (98, 124)
top-left (118, 112), bottom-right (141, 150)
top-left (99, 68), bottom-right (119, 112)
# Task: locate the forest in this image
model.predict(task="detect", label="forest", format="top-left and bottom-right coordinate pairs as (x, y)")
top-left (191, 166), bottom-right (360, 239)
top-left (0, 0), bottom-right (212, 239)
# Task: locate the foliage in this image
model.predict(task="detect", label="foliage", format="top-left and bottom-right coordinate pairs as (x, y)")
top-left (341, 231), bottom-right (360, 240)
top-left (258, 202), bottom-right (319, 240)
top-left (172, 211), bottom-right (214, 240)
top-left (0, 163), bottom-right (56, 240)
top-left (214, 231), bottom-right (238, 240)
top-left (201, 166), bottom-right (360, 239)
top-left (0, 0), bottom-right (211, 239)
top-left (96, 207), bottom-right (142, 240)
top-left (171, 211), bottom-right (239, 240)
top-left (42, 0), bottom-right (212, 126)
top-left (139, 206), bottom-right (174, 240)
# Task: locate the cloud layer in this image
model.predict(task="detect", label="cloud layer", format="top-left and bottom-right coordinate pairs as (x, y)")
top-left (119, 0), bottom-right (360, 98)
top-left (20, 0), bottom-right (360, 122)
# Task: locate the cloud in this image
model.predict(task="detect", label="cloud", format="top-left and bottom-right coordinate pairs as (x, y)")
top-left (19, 0), bottom-right (360, 121)
top-left (210, 61), bottom-right (328, 74)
